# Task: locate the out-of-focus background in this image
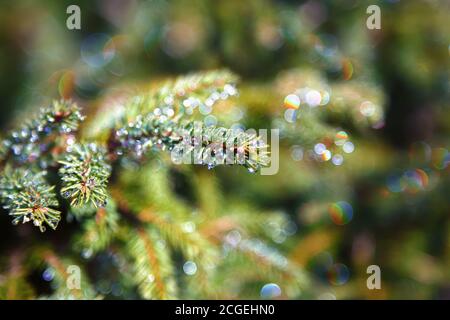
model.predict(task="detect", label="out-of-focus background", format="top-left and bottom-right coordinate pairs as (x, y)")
top-left (0, 0), bottom-right (449, 299)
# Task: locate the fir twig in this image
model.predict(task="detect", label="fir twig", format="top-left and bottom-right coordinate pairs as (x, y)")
top-left (59, 143), bottom-right (111, 208)
top-left (127, 228), bottom-right (177, 299)
top-left (0, 100), bottom-right (84, 168)
top-left (0, 168), bottom-right (60, 232)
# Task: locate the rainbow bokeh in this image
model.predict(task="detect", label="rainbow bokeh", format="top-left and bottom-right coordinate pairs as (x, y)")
top-left (328, 201), bottom-right (353, 225)
top-left (321, 149), bottom-right (332, 161)
top-left (327, 263), bottom-right (350, 286)
top-left (283, 94), bottom-right (300, 110)
top-left (334, 131), bottom-right (349, 146)
top-left (432, 148), bottom-right (449, 170)
top-left (342, 58), bottom-right (354, 81)
top-left (58, 70), bottom-right (75, 99)
top-left (404, 168), bottom-right (429, 193)
top-left (387, 168), bottom-right (430, 194)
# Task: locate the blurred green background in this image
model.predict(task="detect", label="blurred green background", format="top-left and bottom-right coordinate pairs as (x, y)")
top-left (0, 0), bottom-right (449, 299)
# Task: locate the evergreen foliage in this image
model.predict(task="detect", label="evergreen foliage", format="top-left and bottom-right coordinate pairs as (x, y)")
top-left (0, 0), bottom-right (448, 301)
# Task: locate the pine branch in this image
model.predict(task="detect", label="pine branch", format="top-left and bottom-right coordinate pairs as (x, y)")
top-left (106, 70), bottom-right (269, 171)
top-left (75, 197), bottom-right (119, 254)
top-left (192, 170), bottom-right (224, 218)
top-left (127, 228), bottom-right (177, 299)
top-left (224, 238), bottom-right (308, 297)
top-left (110, 174), bottom-right (217, 268)
top-left (111, 163), bottom-right (192, 217)
top-left (138, 209), bottom-right (217, 264)
top-left (0, 252), bottom-right (35, 299)
top-left (109, 117), bottom-right (269, 172)
top-left (59, 143), bottom-right (111, 208)
top-left (173, 122), bottom-right (270, 172)
top-left (0, 100), bottom-right (84, 168)
top-left (0, 168), bottom-right (60, 232)
top-left (40, 250), bottom-right (97, 299)
top-left (125, 70), bottom-right (239, 118)
top-left (107, 112), bottom-right (181, 161)
top-left (0, 70), bottom-right (269, 237)
top-left (0, 273), bottom-right (35, 300)
top-left (200, 206), bottom-right (295, 245)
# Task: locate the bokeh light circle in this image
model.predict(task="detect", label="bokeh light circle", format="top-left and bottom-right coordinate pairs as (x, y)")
top-left (305, 90), bottom-right (322, 107)
top-left (321, 149), bottom-right (331, 161)
top-left (314, 143), bottom-right (326, 155)
top-left (291, 145), bottom-right (304, 161)
top-left (334, 131), bottom-right (349, 146)
top-left (260, 283), bottom-right (282, 299)
top-left (431, 148), bottom-right (449, 170)
top-left (284, 109), bottom-right (298, 123)
top-left (332, 154), bottom-right (344, 166)
top-left (327, 263), bottom-right (350, 285)
top-left (81, 33), bottom-right (115, 68)
top-left (284, 94), bottom-right (300, 109)
top-left (328, 201), bottom-right (353, 225)
top-left (183, 261), bottom-right (197, 276)
top-left (42, 267), bottom-right (55, 282)
top-left (342, 141), bottom-right (355, 153)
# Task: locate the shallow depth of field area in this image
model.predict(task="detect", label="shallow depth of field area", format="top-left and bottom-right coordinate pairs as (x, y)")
top-left (0, 0), bottom-right (449, 300)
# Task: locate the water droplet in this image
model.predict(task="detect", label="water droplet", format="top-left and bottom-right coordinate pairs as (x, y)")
top-left (342, 141), bottom-right (355, 153)
top-left (183, 261), bottom-right (197, 276)
top-left (199, 104), bottom-right (213, 115)
top-left (260, 283), bottom-right (281, 299)
top-left (332, 154), bottom-right (344, 166)
top-left (225, 230), bottom-right (241, 247)
top-left (82, 248), bottom-right (93, 259)
top-left (182, 221), bottom-right (196, 233)
top-left (43, 268), bottom-right (55, 282)
top-left (224, 84), bottom-right (237, 96)
top-left (147, 274), bottom-right (155, 282)
top-left (12, 145), bottom-right (22, 155)
top-left (204, 115), bottom-right (217, 127)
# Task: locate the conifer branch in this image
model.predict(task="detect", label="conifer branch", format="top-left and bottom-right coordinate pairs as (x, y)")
top-left (0, 100), bottom-right (84, 168)
top-left (138, 209), bottom-right (217, 264)
top-left (0, 252), bottom-right (34, 299)
top-left (173, 123), bottom-right (270, 172)
top-left (109, 116), bottom-right (270, 172)
top-left (128, 70), bottom-right (239, 117)
top-left (0, 70), bottom-right (270, 234)
top-left (41, 250), bottom-right (97, 299)
top-left (107, 112), bottom-right (181, 161)
top-left (127, 228), bottom-right (177, 299)
top-left (59, 143), bottom-right (111, 208)
top-left (0, 169), bottom-right (60, 232)
top-left (75, 198), bottom-right (119, 254)
top-left (106, 70), bottom-right (268, 172)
